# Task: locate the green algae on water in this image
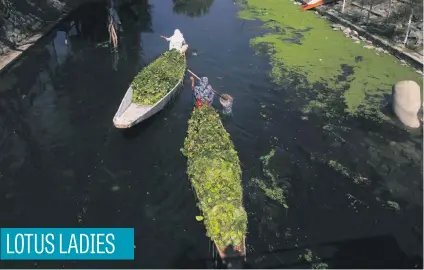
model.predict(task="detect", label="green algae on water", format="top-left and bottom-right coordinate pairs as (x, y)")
top-left (238, 0), bottom-right (422, 119)
top-left (328, 160), bottom-right (370, 185)
top-left (252, 149), bottom-right (289, 208)
top-left (299, 249), bottom-right (329, 269)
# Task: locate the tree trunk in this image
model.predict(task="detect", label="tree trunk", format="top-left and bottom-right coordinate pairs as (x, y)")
top-left (342, 0), bottom-right (347, 13)
top-left (403, 7), bottom-right (413, 45)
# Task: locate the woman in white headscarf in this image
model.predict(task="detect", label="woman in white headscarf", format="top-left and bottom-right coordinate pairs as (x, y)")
top-left (161, 29), bottom-right (189, 56)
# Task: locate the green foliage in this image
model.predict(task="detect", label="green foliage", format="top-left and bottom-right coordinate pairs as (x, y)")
top-left (131, 50), bottom-right (186, 105)
top-left (181, 106), bottom-right (248, 251)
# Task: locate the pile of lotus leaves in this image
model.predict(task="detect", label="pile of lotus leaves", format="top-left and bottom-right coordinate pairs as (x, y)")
top-left (181, 106), bottom-right (248, 251)
top-left (132, 50), bottom-right (185, 105)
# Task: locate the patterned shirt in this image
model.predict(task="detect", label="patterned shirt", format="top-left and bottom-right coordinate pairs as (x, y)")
top-left (194, 77), bottom-right (215, 104)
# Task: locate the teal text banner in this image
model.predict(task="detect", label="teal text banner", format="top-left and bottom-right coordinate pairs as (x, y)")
top-left (0, 228), bottom-right (134, 260)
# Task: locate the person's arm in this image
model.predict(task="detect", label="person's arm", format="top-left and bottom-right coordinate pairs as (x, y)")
top-left (190, 76), bottom-right (195, 90)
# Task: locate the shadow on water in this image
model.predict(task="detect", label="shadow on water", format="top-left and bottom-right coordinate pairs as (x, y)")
top-left (58, 2), bottom-right (110, 46)
top-left (119, 0), bottom-right (153, 32)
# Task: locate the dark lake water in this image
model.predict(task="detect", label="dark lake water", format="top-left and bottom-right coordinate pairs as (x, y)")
top-left (0, 0), bottom-right (422, 268)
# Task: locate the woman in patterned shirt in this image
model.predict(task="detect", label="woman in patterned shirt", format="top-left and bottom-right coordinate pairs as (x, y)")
top-left (190, 76), bottom-right (215, 108)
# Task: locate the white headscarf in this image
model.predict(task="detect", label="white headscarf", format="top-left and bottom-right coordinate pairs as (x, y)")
top-left (168, 29), bottom-right (185, 50)
top-left (171, 29), bottom-right (184, 42)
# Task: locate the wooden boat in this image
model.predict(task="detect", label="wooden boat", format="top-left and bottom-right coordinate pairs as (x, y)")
top-left (215, 237), bottom-right (247, 261)
top-left (113, 56), bottom-right (186, 129)
top-left (191, 187), bottom-right (247, 263)
top-left (301, 0), bottom-right (324, 10)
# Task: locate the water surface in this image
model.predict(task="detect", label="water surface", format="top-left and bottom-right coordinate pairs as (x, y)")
top-left (0, 0), bottom-right (422, 268)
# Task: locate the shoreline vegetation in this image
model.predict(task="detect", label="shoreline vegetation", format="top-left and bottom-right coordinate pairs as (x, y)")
top-left (181, 106), bottom-right (248, 252)
top-left (131, 50), bottom-right (185, 105)
top-left (237, 0), bottom-right (422, 121)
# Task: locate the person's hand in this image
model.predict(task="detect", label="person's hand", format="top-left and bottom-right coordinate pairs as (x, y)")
top-left (190, 76), bottom-right (194, 81)
top-left (160, 35), bottom-right (167, 39)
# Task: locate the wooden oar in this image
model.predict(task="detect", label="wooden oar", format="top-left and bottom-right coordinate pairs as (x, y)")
top-left (187, 69), bottom-right (230, 101)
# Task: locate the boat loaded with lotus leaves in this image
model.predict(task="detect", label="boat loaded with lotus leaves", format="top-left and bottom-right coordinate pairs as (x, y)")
top-left (113, 50), bottom-right (186, 129)
top-left (181, 105), bottom-right (248, 263)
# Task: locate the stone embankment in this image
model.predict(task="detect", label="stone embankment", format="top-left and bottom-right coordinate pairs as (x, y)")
top-left (0, 0), bottom-right (109, 72)
top-left (0, 0), bottom-right (76, 55)
top-left (292, 0), bottom-right (423, 73)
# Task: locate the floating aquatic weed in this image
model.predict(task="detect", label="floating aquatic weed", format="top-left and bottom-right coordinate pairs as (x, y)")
top-left (237, 0), bottom-right (422, 120)
top-left (284, 227), bottom-right (292, 238)
top-left (313, 262), bottom-right (329, 269)
top-left (252, 178), bottom-right (288, 207)
top-left (386, 200), bottom-right (401, 211)
top-left (252, 148), bottom-right (289, 208)
top-left (346, 193), bottom-right (369, 211)
top-left (299, 249), bottom-right (329, 269)
top-left (352, 175), bottom-right (370, 185)
top-left (328, 160), bottom-right (350, 178)
top-left (300, 249), bottom-right (314, 262)
top-left (327, 159), bottom-right (370, 185)
top-left (132, 50), bottom-right (185, 105)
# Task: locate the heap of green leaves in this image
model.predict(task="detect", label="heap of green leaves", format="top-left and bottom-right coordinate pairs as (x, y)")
top-left (131, 50), bottom-right (185, 105)
top-left (181, 106), bottom-right (248, 251)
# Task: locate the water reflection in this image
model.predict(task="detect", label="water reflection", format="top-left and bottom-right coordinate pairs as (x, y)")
top-left (0, 0), bottom-right (152, 230)
top-left (119, 0), bottom-right (153, 32)
top-left (56, 1), bottom-right (113, 50)
top-left (172, 0), bottom-right (214, 17)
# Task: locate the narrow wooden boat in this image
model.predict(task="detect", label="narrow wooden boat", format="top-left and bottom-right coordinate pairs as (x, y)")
top-left (181, 105), bottom-right (248, 264)
top-left (215, 236), bottom-right (247, 260)
top-left (301, 0), bottom-right (324, 10)
top-left (113, 54), bottom-right (186, 129)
